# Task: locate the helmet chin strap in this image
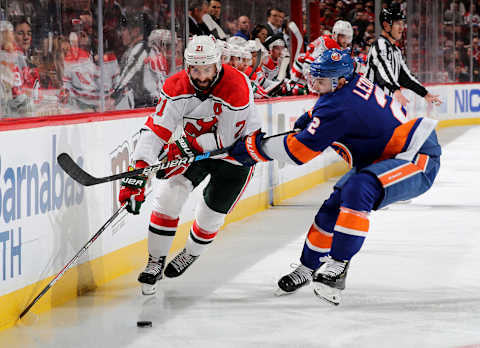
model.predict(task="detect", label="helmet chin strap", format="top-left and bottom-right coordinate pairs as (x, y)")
top-left (331, 77), bottom-right (339, 90)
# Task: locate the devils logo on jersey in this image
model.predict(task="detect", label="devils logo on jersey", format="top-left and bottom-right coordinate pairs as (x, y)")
top-left (184, 116), bottom-right (218, 137)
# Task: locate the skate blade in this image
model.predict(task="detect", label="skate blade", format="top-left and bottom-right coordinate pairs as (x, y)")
top-left (313, 283), bottom-right (341, 306)
top-left (141, 283), bottom-right (157, 296)
top-left (274, 287), bottom-right (297, 296)
top-left (394, 199), bottom-right (412, 205)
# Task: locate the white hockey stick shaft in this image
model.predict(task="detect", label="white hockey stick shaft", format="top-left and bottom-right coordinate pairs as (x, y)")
top-left (202, 14), bottom-right (227, 39)
top-left (288, 21), bottom-right (303, 64)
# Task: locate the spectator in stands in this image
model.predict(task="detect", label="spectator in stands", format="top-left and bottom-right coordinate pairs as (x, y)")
top-left (265, 7), bottom-right (284, 36)
top-left (444, 1), bottom-right (464, 25)
top-left (188, 0), bottom-right (211, 37)
top-left (347, 2), bottom-right (364, 22)
top-left (251, 24), bottom-right (269, 44)
top-left (12, 16), bottom-right (32, 58)
top-left (319, 8), bottom-right (336, 28)
top-left (12, 16), bottom-right (39, 90)
top-left (234, 16), bottom-right (250, 40)
top-left (208, 0), bottom-right (222, 26)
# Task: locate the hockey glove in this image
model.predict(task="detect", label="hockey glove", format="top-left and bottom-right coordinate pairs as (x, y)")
top-left (118, 161), bottom-right (148, 215)
top-left (157, 135), bottom-right (202, 179)
top-left (294, 110), bottom-right (313, 131)
top-left (228, 129), bottom-right (272, 167)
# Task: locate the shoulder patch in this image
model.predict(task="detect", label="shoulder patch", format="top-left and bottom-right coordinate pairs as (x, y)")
top-left (211, 65), bottom-right (250, 109)
top-left (162, 70), bottom-right (195, 98)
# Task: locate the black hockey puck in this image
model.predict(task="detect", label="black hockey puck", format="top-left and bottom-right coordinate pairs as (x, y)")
top-left (137, 320), bottom-right (152, 327)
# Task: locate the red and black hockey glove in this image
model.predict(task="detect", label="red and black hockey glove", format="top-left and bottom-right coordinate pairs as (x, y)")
top-left (228, 129), bottom-right (272, 167)
top-left (118, 160), bottom-right (148, 215)
top-left (157, 135), bottom-right (202, 179)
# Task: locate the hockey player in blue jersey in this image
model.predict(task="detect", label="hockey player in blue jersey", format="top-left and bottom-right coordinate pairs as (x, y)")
top-left (228, 48), bottom-right (441, 305)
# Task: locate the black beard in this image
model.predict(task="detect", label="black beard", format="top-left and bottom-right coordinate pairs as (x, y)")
top-left (192, 78), bottom-right (214, 91)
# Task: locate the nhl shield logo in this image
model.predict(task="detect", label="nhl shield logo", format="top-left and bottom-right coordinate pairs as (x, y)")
top-left (331, 52), bottom-right (342, 61)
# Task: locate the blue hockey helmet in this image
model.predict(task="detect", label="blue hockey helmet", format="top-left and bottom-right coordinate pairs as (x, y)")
top-left (308, 49), bottom-right (354, 93)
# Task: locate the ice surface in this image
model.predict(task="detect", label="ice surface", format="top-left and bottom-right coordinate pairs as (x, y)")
top-left (1, 126), bottom-right (479, 348)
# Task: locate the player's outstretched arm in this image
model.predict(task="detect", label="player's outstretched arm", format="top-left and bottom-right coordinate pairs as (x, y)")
top-left (424, 92), bottom-right (442, 106)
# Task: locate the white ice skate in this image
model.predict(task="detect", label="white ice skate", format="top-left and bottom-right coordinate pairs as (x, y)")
top-left (312, 257), bottom-right (350, 306)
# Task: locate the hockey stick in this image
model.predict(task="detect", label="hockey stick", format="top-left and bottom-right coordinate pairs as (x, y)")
top-left (19, 203), bottom-right (127, 320)
top-left (249, 48), bottom-right (262, 79)
top-left (58, 130), bottom-right (297, 187)
top-left (275, 49), bottom-right (291, 82)
top-left (202, 14), bottom-right (227, 39)
top-left (287, 21), bottom-right (303, 65)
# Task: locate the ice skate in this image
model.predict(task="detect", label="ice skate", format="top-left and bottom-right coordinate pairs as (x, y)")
top-left (275, 264), bottom-right (313, 296)
top-left (138, 255), bottom-right (166, 295)
top-left (312, 257), bottom-right (350, 305)
top-left (164, 248), bottom-right (199, 278)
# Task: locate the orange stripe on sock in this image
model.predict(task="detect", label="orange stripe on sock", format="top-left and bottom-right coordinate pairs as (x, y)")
top-left (307, 224), bottom-right (333, 249)
top-left (286, 134), bottom-right (321, 164)
top-left (336, 208), bottom-right (369, 233)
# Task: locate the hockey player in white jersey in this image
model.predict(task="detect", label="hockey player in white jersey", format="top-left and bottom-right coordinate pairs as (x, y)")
top-left (118, 35), bottom-right (262, 295)
top-left (143, 29), bottom-right (171, 105)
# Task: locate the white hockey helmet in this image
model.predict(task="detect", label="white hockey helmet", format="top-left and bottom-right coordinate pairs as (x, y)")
top-left (148, 29), bottom-right (171, 49)
top-left (184, 35), bottom-right (222, 72)
top-left (184, 35), bottom-right (222, 90)
top-left (229, 44), bottom-right (243, 59)
top-left (227, 36), bottom-right (247, 47)
top-left (0, 20), bottom-right (13, 32)
top-left (332, 20), bottom-right (353, 44)
top-left (242, 50), bottom-right (252, 65)
top-left (267, 37), bottom-right (285, 51)
top-left (217, 40), bottom-right (230, 63)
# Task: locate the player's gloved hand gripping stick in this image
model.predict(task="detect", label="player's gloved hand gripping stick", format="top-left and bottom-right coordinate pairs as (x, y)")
top-left (58, 130), bottom-right (297, 187)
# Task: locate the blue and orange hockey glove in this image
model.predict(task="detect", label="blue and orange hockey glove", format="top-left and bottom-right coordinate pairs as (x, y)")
top-left (228, 129), bottom-right (273, 167)
top-left (294, 110), bottom-right (313, 131)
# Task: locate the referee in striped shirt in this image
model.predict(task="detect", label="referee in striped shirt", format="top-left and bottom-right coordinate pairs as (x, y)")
top-left (366, 6), bottom-right (441, 107)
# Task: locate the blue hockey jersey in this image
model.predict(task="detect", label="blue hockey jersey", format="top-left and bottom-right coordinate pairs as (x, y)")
top-left (284, 74), bottom-right (440, 169)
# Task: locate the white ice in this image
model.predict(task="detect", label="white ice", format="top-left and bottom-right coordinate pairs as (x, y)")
top-left (1, 125), bottom-right (480, 348)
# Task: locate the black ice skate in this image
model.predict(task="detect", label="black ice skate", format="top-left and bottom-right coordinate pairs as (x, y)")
top-left (138, 255), bottom-right (166, 295)
top-left (275, 264), bottom-right (314, 296)
top-left (312, 256), bottom-right (350, 305)
top-left (164, 249), bottom-right (199, 278)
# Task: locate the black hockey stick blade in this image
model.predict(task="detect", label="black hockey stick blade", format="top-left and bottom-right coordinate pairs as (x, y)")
top-left (57, 153), bottom-right (139, 186)
top-left (57, 153), bottom-right (105, 186)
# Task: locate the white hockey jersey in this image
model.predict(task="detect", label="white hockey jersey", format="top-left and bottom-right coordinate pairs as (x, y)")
top-left (134, 64), bottom-right (261, 165)
top-left (63, 48), bottom-right (119, 110)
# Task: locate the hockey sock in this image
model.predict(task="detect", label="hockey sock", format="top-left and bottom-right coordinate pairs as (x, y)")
top-left (148, 211), bottom-right (179, 257)
top-left (330, 172), bottom-right (382, 260)
top-left (185, 220), bottom-right (218, 256)
top-left (300, 222), bottom-right (332, 269)
top-left (300, 189), bottom-right (341, 269)
top-left (330, 207), bottom-right (369, 260)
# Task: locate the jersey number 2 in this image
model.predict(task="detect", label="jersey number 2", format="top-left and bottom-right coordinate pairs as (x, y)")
top-left (307, 117), bottom-right (320, 135)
